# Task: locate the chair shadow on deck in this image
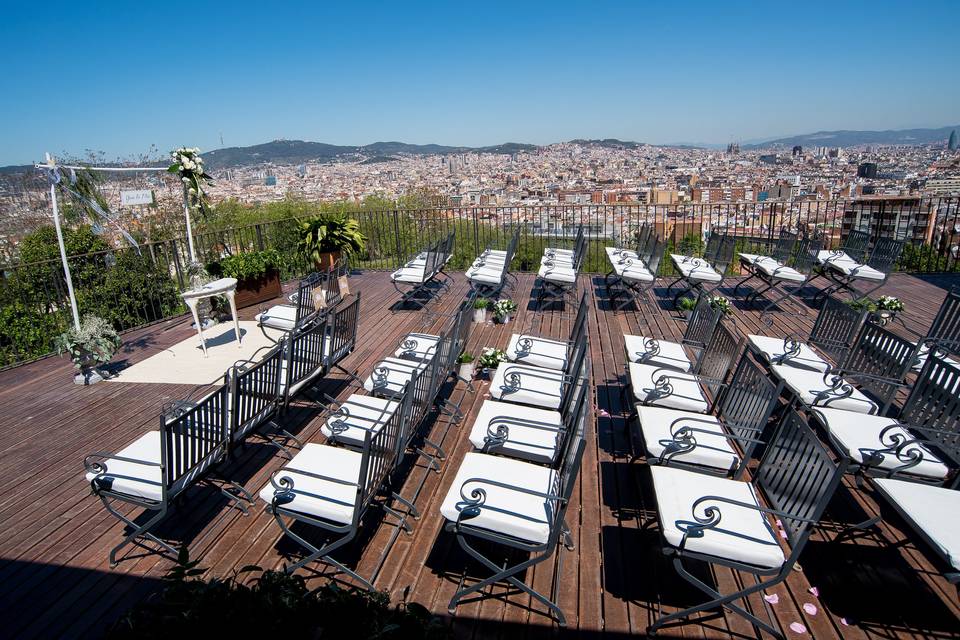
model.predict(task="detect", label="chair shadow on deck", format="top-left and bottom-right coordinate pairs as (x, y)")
top-left (800, 538), bottom-right (960, 637)
top-left (595, 383), bottom-right (633, 458)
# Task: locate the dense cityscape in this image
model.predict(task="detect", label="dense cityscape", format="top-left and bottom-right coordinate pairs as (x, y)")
top-left (1, 134), bottom-right (958, 261)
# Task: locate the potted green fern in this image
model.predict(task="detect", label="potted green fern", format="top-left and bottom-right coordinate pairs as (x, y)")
top-left (298, 214), bottom-right (366, 270)
top-left (206, 249), bottom-right (284, 308)
top-left (54, 314), bottom-right (122, 385)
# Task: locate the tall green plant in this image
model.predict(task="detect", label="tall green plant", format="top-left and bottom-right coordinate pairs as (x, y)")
top-left (297, 214), bottom-right (366, 263)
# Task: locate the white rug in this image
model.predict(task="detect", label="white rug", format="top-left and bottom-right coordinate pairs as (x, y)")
top-left (109, 321), bottom-right (285, 385)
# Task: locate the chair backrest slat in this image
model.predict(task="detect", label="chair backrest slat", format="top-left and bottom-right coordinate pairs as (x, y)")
top-left (902, 354), bottom-right (960, 469)
top-left (866, 237), bottom-right (905, 275)
top-left (696, 319), bottom-right (742, 381)
top-left (324, 293), bottom-right (361, 371)
top-left (840, 229), bottom-right (870, 262)
top-left (925, 287), bottom-right (960, 356)
top-left (809, 296), bottom-right (866, 364)
top-left (719, 355), bottom-right (782, 445)
top-left (756, 409), bottom-right (846, 550)
top-left (230, 346), bottom-right (283, 445)
top-left (284, 318), bottom-right (327, 395)
top-left (684, 294), bottom-right (721, 350)
top-left (356, 388), bottom-right (408, 520)
top-left (790, 234), bottom-right (823, 275)
top-left (770, 228), bottom-right (798, 263)
top-left (844, 320), bottom-right (916, 411)
top-left (161, 385), bottom-right (230, 493)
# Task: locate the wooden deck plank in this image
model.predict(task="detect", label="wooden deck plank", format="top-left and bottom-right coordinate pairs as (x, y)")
top-left (0, 271), bottom-right (958, 639)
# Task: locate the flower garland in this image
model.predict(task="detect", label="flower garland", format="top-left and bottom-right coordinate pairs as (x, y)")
top-left (168, 147), bottom-right (213, 216)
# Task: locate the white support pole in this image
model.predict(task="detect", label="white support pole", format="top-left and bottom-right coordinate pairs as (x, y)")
top-left (183, 185), bottom-right (197, 264)
top-left (46, 153), bottom-right (81, 330)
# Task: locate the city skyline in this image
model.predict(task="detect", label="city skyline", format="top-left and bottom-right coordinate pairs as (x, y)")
top-left (2, 0), bottom-right (959, 165)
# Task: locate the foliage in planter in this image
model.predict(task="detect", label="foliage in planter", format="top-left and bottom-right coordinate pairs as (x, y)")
top-left (54, 314), bottom-right (121, 369)
top-left (106, 548), bottom-right (449, 639)
top-left (206, 249), bottom-right (284, 281)
top-left (676, 296), bottom-right (697, 312)
top-left (478, 347), bottom-right (508, 369)
top-left (457, 351), bottom-right (475, 364)
top-left (298, 213), bottom-right (366, 263)
top-left (473, 298), bottom-right (490, 310)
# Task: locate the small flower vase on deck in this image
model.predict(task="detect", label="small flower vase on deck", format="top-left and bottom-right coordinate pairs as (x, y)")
top-left (498, 313), bottom-right (512, 325)
top-left (473, 309), bottom-right (487, 323)
top-left (458, 362), bottom-right (474, 380)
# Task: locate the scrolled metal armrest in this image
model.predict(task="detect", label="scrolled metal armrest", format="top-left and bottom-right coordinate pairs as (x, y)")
top-left (84, 451), bottom-right (161, 476)
top-left (454, 476), bottom-right (565, 524)
top-left (269, 466), bottom-right (359, 496)
top-left (675, 494), bottom-right (819, 547)
top-left (668, 417), bottom-right (763, 445)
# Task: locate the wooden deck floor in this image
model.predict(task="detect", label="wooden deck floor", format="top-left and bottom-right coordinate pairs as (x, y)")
top-left (0, 271), bottom-right (958, 639)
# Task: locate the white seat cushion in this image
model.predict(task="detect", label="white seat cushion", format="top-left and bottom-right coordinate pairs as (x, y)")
top-left (638, 406), bottom-right (739, 472)
top-left (256, 305), bottom-right (298, 331)
top-left (466, 265), bottom-right (504, 285)
top-left (670, 254), bottom-right (723, 283)
top-left (809, 408), bottom-right (949, 479)
top-left (363, 356), bottom-right (428, 395)
top-left (439, 452), bottom-right (559, 544)
top-left (545, 247), bottom-right (575, 257)
top-left (747, 334), bottom-right (830, 372)
top-left (85, 431), bottom-right (164, 502)
top-left (490, 362), bottom-right (565, 409)
top-left (770, 364), bottom-right (878, 414)
top-left (506, 333), bottom-right (568, 371)
top-left (468, 400), bottom-right (563, 464)
top-left (816, 250), bottom-right (860, 266)
top-left (873, 479), bottom-right (960, 571)
top-left (650, 465), bottom-right (785, 569)
top-left (606, 246), bottom-right (640, 260)
top-left (825, 260), bottom-right (886, 281)
top-left (259, 443), bottom-right (361, 525)
top-left (538, 263), bottom-right (577, 284)
top-left (754, 259), bottom-right (806, 283)
top-left (394, 332), bottom-right (440, 361)
top-left (628, 362), bottom-right (709, 413)
top-left (391, 265), bottom-right (428, 284)
top-left (319, 394), bottom-right (401, 447)
top-left (618, 262), bottom-right (656, 283)
top-left (540, 253), bottom-right (576, 267)
top-left (624, 335), bottom-right (692, 372)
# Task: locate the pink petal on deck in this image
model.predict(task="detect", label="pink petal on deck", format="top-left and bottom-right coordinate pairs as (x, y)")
top-left (598, 409), bottom-right (611, 417)
top-left (775, 519), bottom-right (783, 528)
top-left (789, 622), bottom-right (807, 634)
top-left (763, 593), bottom-right (779, 604)
top-left (803, 603), bottom-right (818, 615)
top-left (840, 618), bottom-right (850, 626)
top-left (779, 529), bottom-right (788, 539)
top-left (808, 586), bottom-right (819, 597)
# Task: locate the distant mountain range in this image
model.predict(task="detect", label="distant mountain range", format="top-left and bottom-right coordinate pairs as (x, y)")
top-left (202, 139), bottom-right (538, 169)
top-left (743, 125), bottom-right (959, 150)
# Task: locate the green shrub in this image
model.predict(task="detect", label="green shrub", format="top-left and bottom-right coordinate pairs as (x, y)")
top-left (207, 249), bottom-right (284, 280)
top-left (106, 549), bottom-right (449, 639)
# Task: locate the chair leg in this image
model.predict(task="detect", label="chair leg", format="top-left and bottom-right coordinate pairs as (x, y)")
top-left (448, 532), bottom-right (566, 626)
top-left (649, 555), bottom-right (785, 639)
top-left (100, 496), bottom-right (175, 567)
top-left (274, 510), bottom-right (373, 589)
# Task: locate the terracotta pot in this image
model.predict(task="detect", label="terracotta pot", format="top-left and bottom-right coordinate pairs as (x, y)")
top-left (233, 269), bottom-right (283, 308)
top-left (313, 250), bottom-right (342, 271)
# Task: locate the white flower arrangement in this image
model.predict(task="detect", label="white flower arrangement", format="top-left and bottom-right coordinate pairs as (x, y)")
top-left (478, 347), bottom-right (508, 368)
top-left (875, 295), bottom-right (904, 312)
top-left (491, 298), bottom-right (518, 321)
top-left (168, 147), bottom-right (212, 215)
top-left (709, 295), bottom-right (732, 314)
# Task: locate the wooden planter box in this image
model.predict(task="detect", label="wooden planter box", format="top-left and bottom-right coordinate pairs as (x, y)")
top-left (233, 269), bottom-right (283, 308)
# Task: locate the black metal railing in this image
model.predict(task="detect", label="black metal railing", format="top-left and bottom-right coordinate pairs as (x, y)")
top-left (1, 197), bottom-right (958, 369)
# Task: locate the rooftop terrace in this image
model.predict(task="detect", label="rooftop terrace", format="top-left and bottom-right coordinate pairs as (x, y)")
top-left (1, 270), bottom-right (959, 639)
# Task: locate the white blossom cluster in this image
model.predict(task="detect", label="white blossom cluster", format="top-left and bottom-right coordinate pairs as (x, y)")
top-left (492, 298), bottom-right (517, 319)
top-left (479, 347), bottom-right (508, 368)
top-left (876, 295), bottom-right (904, 311)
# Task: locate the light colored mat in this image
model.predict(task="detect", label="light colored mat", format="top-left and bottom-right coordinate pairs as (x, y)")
top-left (109, 321), bottom-right (284, 385)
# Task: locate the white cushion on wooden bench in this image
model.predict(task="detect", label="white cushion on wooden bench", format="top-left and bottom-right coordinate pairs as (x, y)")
top-left (394, 333), bottom-right (440, 361)
top-left (319, 394), bottom-right (401, 447)
top-left (363, 356), bottom-right (428, 396)
top-left (747, 334), bottom-right (830, 372)
top-left (638, 406), bottom-right (739, 471)
top-left (256, 305), bottom-right (298, 331)
top-left (85, 431), bottom-right (165, 502)
top-left (506, 333), bottom-right (568, 371)
top-left (873, 479), bottom-right (960, 572)
top-left (770, 364), bottom-right (878, 414)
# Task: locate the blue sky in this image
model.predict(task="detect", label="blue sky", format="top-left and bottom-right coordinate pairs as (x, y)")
top-left (1, 0), bottom-right (958, 165)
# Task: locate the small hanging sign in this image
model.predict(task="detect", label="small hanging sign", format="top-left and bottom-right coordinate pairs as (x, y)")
top-left (120, 189), bottom-right (154, 206)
